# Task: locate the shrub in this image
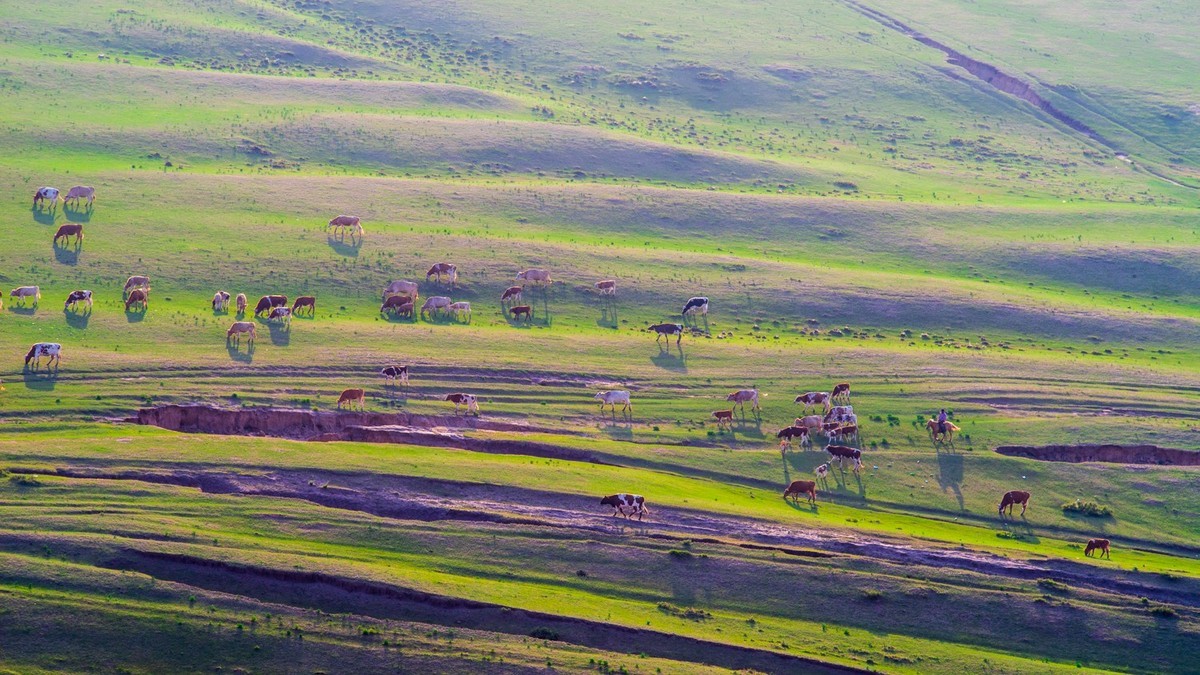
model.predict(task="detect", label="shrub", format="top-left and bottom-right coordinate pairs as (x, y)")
top-left (1037, 578), bottom-right (1069, 593)
top-left (667, 549), bottom-right (693, 560)
top-left (657, 603), bottom-right (711, 620)
top-left (1149, 605), bottom-right (1178, 619)
top-left (8, 475), bottom-right (42, 487)
top-left (862, 589), bottom-right (884, 601)
top-left (529, 627), bottom-right (562, 641)
top-left (1061, 499), bottom-right (1113, 518)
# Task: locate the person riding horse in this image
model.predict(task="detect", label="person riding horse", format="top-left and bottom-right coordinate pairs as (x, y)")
top-left (937, 409), bottom-right (949, 436)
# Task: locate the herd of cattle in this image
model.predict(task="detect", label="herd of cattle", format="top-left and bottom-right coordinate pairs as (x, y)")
top-left (18, 192), bottom-right (1111, 558)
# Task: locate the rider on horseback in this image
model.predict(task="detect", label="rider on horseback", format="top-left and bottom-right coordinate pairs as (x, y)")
top-left (937, 409), bottom-right (949, 435)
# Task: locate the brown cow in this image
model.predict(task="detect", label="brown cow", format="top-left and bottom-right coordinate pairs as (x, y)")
top-left (291, 296), bottom-right (316, 316)
top-left (726, 389), bottom-right (760, 413)
top-left (1084, 538), bottom-right (1111, 559)
top-left (125, 288), bottom-right (148, 311)
top-left (501, 286), bottom-right (523, 304)
top-left (254, 295), bottom-right (287, 316)
top-left (235, 293), bottom-right (247, 314)
top-left (509, 305), bottom-right (532, 322)
top-left (426, 262), bottom-right (457, 286)
top-left (226, 321), bottom-right (256, 345)
top-left (327, 215), bottom-right (362, 238)
top-left (595, 279), bottom-right (616, 296)
top-left (783, 480), bottom-right (817, 505)
top-left (998, 490), bottom-right (1031, 517)
top-left (395, 301), bottom-right (415, 319)
top-left (831, 382), bottom-right (851, 403)
top-left (711, 410), bottom-right (733, 430)
top-left (381, 294), bottom-right (413, 315)
top-left (826, 445), bottom-right (862, 474)
top-left (777, 425), bottom-right (810, 448)
top-left (53, 223), bottom-right (84, 246)
top-left (336, 388), bottom-right (365, 411)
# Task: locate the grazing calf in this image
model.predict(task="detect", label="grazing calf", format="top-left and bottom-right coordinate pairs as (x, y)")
top-left (33, 187), bottom-right (60, 208)
top-left (64, 290), bottom-right (92, 311)
top-left (124, 276), bottom-right (150, 295)
top-left (420, 296), bottom-right (452, 319)
top-left (998, 490), bottom-right (1031, 517)
top-left (292, 296), bottom-right (316, 316)
top-left (814, 463), bottom-right (830, 481)
top-left (794, 392), bottom-right (831, 414)
top-left (235, 293), bottom-right (247, 314)
top-left (826, 445), bottom-right (863, 474)
top-left (383, 280), bottom-right (419, 302)
top-left (448, 301), bottom-right (471, 322)
top-left (711, 410), bottom-right (733, 430)
top-left (600, 494), bottom-right (648, 521)
top-left (783, 480), bottom-right (817, 506)
top-left (268, 306), bottom-right (292, 325)
top-left (594, 390), bottom-right (632, 415)
top-left (380, 365), bottom-right (409, 386)
top-left (501, 286), bottom-right (523, 304)
top-left (595, 279), bottom-right (616, 296)
top-left (395, 301), bottom-right (415, 319)
top-left (682, 296), bottom-right (708, 317)
top-left (509, 305), bottom-right (532, 322)
top-left (445, 392), bottom-right (479, 415)
top-left (212, 291), bottom-right (231, 312)
top-left (25, 343), bottom-right (61, 369)
top-left (516, 268), bottom-right (552, 286)
top-left (426, 263), bottom-right (458, 286)
top-left (381, 294), bottom-right (413, 315)
top-left (1084, 538), bottom-right (1111, 559)
top-left (726, 389), bottom-right (760, 413)
top-left (831, 382), bottom-right (851, 403)
top-left (125, 288), bottom-right (148, 311)
top-left (53, 223), bottom-right (84, 246)
top-left (254, 295), bottom-right (287, 317)
top-left (337, 388), bottom-right (365, 411)
top-left (64, 185), bottom-right (95, 206)
top-left (226, 321), bottom-right (256, 346)
top-left (649, 323), bottom-right (683, 346)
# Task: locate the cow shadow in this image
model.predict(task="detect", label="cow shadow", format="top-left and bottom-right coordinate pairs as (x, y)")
top-left (596, 301), bottom-right (618, 329)
top-left (63, 204), bottom-right (93, 222)
top-left (226, 341), bottom-right (254, 363)
top-left (937, 452), bottom-right (965, 511)
top-left (650, 345), bottom-right (686, 372)
top-left (63, 308), bottom-right (91, 330)
top-left (731, 415), bottom-right (763, 438)
top-left (381, 311), bottom-right (415, 324)
top-left (125, 307), bottom-right (147, 322)
top-left (8, 305), bottom-right (37, 316)
top-left (21, 367), bottom-right (57, 390)
top-left (997, 517), bottom-right (1039, 543)
top-left (326, 234), bottom-right (360, 258)
top-left (212, 307), bottom-right (230, 318)
top-left (52, 242), bottom-right (81, 265)
top-left (784, 496), bottom-right (819, 514)
top-left (601, 423), bottom-right (634, 441)
top-left (30, 207), bottom-right (57, 225)
top-left (267, 322), bottom-right (290, 346)
top-left (683, 313), bottom-right (710, 334)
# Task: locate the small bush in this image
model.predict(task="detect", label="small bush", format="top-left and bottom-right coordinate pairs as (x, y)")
top-left (1149, 605), bottom-right (1178, 619)
top-left (862, 589), bottom-right (884, 601)
top-left (8, 475), bottom-right (42, 487)
top-left (1037, 578), bottom-right (1069, 593)
top-left (529, 627), bottom-right (562, 641)
top-left (657, 602), bottom-right (711, 620)
top-left (1061, 499), bottom-right (1113, 518)
top-left (667, 549), bottom-right (693, 560)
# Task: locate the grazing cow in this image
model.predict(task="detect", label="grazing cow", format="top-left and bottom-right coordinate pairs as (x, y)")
top-left (64, 185), bottom-right (95, 207)
top-left (254, 295), bottom-right (287, 316)
top-left (235, 293), bottom-right (247, 314)
top-left (516, 268), bottom-right (552, 286)
top-left (395, 301), bottom-right (415, 319)
top-left (1084, 538), bottom-right (1111, 559)
top-left (829, 424), bottom-right (858, 444)
top-left (292, 296), bottom-right (316, 316)
top-left (125, 288), bottom-right (148, 311)
top-left (831, 382), bottom-right (851, 403)
top-left (33, 187), bottom-right (60, 208)
top-left (327, 215), bottom-right (363, 237)
top-left (824, 405), bottom-right (854, 421)
top-left (10, 286), bottom-right (41, 307)
top-left (24, 342), bottom-right (61, 369)
top-left (509, 305), bottom-right (532, 322)
top-left (212, 291), bottom-right (231, 312)
top-left (420, 296), bottom-right (452, 319)
top-left (595, 280), bottom-right (617, 296)
top-left (337, 388), bottom-right (365, 411)
top-left (649, 323), bottom-right (683, 346)
top-left (600, 493), bottom-right (648, 521)
top-left (783, 480), bottom-right (817, 506)
top-left (380, 365), bottom-right (409, 386)
top-left (926, 419), bottom-right (961, 443)
top-left (383, 280), bottom-right (419, 301)
top-left (998, 490), bottom-right (1031, 517)
top-left (711, 410), bottom-right (733, 430)
top-left (448, 301), bottom-right (472, 322)
top-left (682, 296), bottom-right (709, 317)
top-left (426, 263), bottom-right (458, 286)
top-left (826, 445), bottom-right (863, 474)
top-left (594, 390), bottom-right (632, 416)
top-left (381, 294), bottom-right (413, 315)
top-left (53, 223), bottom-right (84, 246)
top-left (500, 286), bottom-right (523, 304)
top-left (444, 392), bottom-right (479, 415)
top-left (268, 306), bottom-right (292, 325)
top-left (795, 415), bottom-right (823, 432)
top-left (795, 392), bottom-right (831, 414)
top-left (123, 276), bottom-right (150, 296)
top-left (64, 290), bottom-right (92, 311)
top-left (726, 389), bottom-right (760, 413)
top-left (226, 321), bottom-right (256, 345)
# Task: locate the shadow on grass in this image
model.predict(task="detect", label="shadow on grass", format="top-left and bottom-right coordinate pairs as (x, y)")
top-left (601, 424), bottom-right (634, 441)
top-left (30, 206), bottom-right (56, 225)
top-left (596, 301), bottom-right (618, 329)
top-left (651, 346), bottom-right (686, 372)
top-left (8, 305), bottom-right (38, 316)
top-left (63, 308), bottom-right (91, 330)
top-left (326, 234), bottom-right (361, 257)
top-left (63, 204), bottom-right (93, 222)
top-left (267, 322), bottom-right (290, 346)
top-left (125, 307), bottom-right (147, 323)
top-left (997, 516), bottom-right (1039, 544)
top-left (52, 242), bottom-right (81, 265)
top-left (937, 452), bottom-right (965, 510)
top-left (226, 341), bottom-right (254, 363)
top-left (21, 367), bottom-right (57, 390)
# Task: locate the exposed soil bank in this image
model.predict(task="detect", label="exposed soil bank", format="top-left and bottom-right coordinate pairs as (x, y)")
top-left (995, 444), bottom-right (1200, 466)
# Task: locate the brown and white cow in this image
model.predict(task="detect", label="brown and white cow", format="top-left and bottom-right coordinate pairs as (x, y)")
top-left (226, 321), bottom-right (256, 345)
top-left (823, 405), bottom-right (854, 422)
top-left (426, 262), bottom-right (458, 286)
top-left (726, 389), bottom-right (760, 413)
top-left (268, 306), bottom-right (292, 324)
top-left (828, 424), bottom-right (858, 444)
top-left (595, 280), bottom-right (616, 296)
top-left (380, 365), bottom-right (409, 386)
top-left (776, 425), bottom-right (810, 449)
top-left (337, 388), bottom-right (365, 411)
top-left (783, 480), bottom-right (817, 505)
top-left (711, 410), bottom-right (733, 430)
top-left (826, 445), bottom-right (863, 474)
top-left (24, 342), bottom-right (61, 369)
top-left (381, 294), bottom-right (413, 315)
top-left (794, 392), bottom-right (831, 414)
top-left (998, 490), bottom-right (1030, 517)
top-left (509, 305), bottom-right (532, 322)
top-left (125, 288), bottom-right (148, 311)
top-left (53, 223), bottom-right (84, 246)
top-left (383, 280), bottom-right (419, 302)
top-left (292, 296), bottom-right (316, 316)
top-left (444, 392), bottom-right (479, 415)
top-left (254, 295), bottom-right (287, 317)
top-left (600, 493), bottom-right (648, 521)
top-left (64, 185), bottom-right (95, 207)
top-left (64, 290), bottom-right (92, 311)
top-left (212, 291), bottom-right (231, 312)
top-left (649, 323), bottom-right (683, 345)
top-left (235, 293), bottom-right (247, 314)
top-left (33, 187), bottom-right (60, 208)
top-left (516, 268), bottom-right (552, 286)
top-left (501, 285), bottom-right (523, 305)
top-left (831, 382), bottom-right (851, 403)
top-left (123, 276), bottom-right (150, 297)
top-left (327, 215), bottom-right (363, 238)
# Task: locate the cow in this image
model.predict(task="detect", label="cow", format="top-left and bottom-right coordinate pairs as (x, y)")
top-left (595, 280), bottom-right (616, 296)
top-left (682, 296), bottom-right (708, 317)
top-left (235, 293), bottom-right (247, 314)
top-left (395, 301), bottom-right (415, 319)
top-left (711, 410), bottom-right (733, 430)
top-left (381, 294), bottom-right (413, 315)
top-left (448, 301), bottom-right (471, 322)
top-left (380, 365), bottom-right (409, 386)
top-left (327, 215), bottom-right (363, 238)
top-left (212, 291), bottom-right (231, 312)
top-left (426, 263), bottom-right (458, 286)
top-left (824, 405), bottom-right (854, 421)
top-left (600, 493), bottom-right (648, 521)
top-left (998, 490), bottom-right (1031, 517)
top-left (1084, 538), bottom-right (1111, 559)
top-left (516, 268), bottom-right (552, 286)
top-left (826, 445), bottom-right (863, 474)
top-left (509, 305), bottom-right (532, 322)
top-left (795, 415), bottom-right (823, 432)
top-left (10, 286), bottom-right (41, 307)
top-left (64, 290), bottom-right (92, 311)
top-left (254, 295), bottom-right (287, 317)
top-left (123, 276), bottom-right (150, 297)
top-left (337, 388), bottom-right (365, 411)
top-left (33, 187), bottom-right (60, 208)
top-left (64, 185), bottom-right (96, 207)
top-left (292, 296), bottom-right (316, 316)
top-left (501, 285), bottom-right (523, 305)
top-left (649, 323), bottom-right (683, 346)
top-left (829, 424), bottom-right (858, 444)
top-left (831, 382), bottom-right (851, 403)
top-left (125, 288), bottom-right (148, 311)
top-left (726, 389), bottom-right (760, 413)
top-left (24, 342), bottom-right (61, 369)
top-left (268, 306), bottom-right (292, 325)
top-left (226, 321), bottom-right (256, 346)
top-left (594, 390), bottom-right (632, 416)
top-left (420, 296), bottom-right (452, 319)
top-left (814, 463), bottom-right (830, 482)
top-left (783, 480), bottom-right (817, 506)
top-left (383, 280), bottom-right (419, 302)
top-left (445, 392), bottom-right (479, 415)
top-left (776, 425), bottom-right (810, 449)
top-left (794, 392), bottom-right (831, 414)
top-left (53, 223), bottom-right (84, 246)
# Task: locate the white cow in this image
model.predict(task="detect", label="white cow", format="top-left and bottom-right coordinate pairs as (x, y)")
top-left (448, 301), bottom-right (471, 322)
top-left (594, 390), bottom-right (632, 415)
top-left (24, 342), bottom-right (61, 369)
top-left (383, 280), bottom-right (419, 301)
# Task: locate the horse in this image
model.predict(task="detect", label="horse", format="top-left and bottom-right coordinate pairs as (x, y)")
top-left (998, 490), bottom-right (1031, 517)
top-left (1084, 538), bottom-right (1111, 559)
top-left (426, 263), bottom-right (458, 286)
top-left (24, 343), bottom-right (61, 369)
top-left (53, 223), bottom-right (84, 246)
top-left (926, 419), bottom-right (961, 443)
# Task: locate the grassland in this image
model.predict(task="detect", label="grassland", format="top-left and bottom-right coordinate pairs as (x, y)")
top-left (1, 0), bottom-right (1199, 672)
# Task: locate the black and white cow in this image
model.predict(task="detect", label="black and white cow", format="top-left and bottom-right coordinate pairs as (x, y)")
top-left (64, 290), bottom-right (93, 311)
top-left (380, 365), bottom-right (409, 386)
top-left (24, 342), bottom-right (61, 369)
top-left (600, 493), bottom-right (648, 521)
top-left (649, 323), bottom-right (683, 345)
top-left (682, 296), bottom-right (709, 317)
top-left (445, 392), bottom-right (479, 415)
